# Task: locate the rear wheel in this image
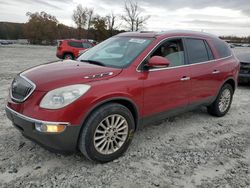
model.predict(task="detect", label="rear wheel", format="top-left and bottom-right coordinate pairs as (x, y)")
top-left (63, 53), bottom-right (74, 60)
top-left (207, 84), bottom-right (233, 117)
top-left (78, 103), bottom-right (135, 163)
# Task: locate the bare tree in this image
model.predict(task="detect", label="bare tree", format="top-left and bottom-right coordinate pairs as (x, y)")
top-left (72, 4), bottom-right (88, 38)
top-left (121, 0), bottom-right (150, 31)
top-left (106, 12), bottom-right (117, 36)
top-left (135, 15), bottom-right (150, 31)
top-left (86, 8), bottom-right (94, 38)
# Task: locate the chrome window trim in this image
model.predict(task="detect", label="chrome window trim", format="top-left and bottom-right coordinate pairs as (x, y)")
top-left (136, 36), bottom-right (233, 72)
top-left (6, 105), bottom-right (70, 126)
top-left (10, 73), bottom-right (36, 103)
top-left (147, 55), bottom-right (232, 72)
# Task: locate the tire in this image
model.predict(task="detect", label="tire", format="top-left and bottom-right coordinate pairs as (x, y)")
top-left (78, 103), bottom-right (135, 163)
top-left (63, 53), bottom-right (74, 60)
top-left (207, 84), bottom-right (233, 117)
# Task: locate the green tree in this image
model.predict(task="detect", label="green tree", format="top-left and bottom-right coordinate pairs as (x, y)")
top-left (106, 12), bottom-right (118, 37)
top-left (92, 16), bottom-right (108, 41)
top-left (24, 11), bottom-right (58, 44)
top-left (72, 4), bottom-right (88, 39)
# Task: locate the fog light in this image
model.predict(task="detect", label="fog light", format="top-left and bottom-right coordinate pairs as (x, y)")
top-left (35, 123), bottom-right (66, 133)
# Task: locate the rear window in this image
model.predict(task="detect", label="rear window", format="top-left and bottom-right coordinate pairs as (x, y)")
top-left (185, 38), bottom-right (210, 64)
top-left (68, 41), bottom-right (83, 48)
top-left (82, 42), bottom-right (93, 48)
top-left (213, 39), bottom-right (232, 58)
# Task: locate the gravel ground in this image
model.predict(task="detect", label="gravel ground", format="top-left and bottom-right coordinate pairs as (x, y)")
top-left (0, 45), bottom-right (250, 188)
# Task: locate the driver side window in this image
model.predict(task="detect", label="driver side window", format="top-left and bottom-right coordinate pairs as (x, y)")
top-left (151, 39), bottom-right (185, 67)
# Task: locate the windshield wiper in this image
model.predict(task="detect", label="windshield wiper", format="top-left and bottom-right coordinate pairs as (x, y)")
top-left (80, 59), bottom-right (106, 67)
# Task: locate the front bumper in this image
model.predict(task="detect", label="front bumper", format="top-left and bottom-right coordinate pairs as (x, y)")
top-left (5, 105), bottom-right (81, 153)
top-left (239, 73), bottom-right (250, 82)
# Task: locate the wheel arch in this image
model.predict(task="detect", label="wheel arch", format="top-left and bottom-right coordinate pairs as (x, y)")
top-left (63, 51), bottom-right (74, 59)
top-left (79, 97), bottom-right (140, 131)
top-left (211, 77), bottom-right (236, 105)
top-left (222, 77), bottom-right (236, 93)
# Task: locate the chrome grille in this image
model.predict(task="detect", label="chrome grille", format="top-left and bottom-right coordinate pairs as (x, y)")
top-left (10, 75), bottom-right (35, 103)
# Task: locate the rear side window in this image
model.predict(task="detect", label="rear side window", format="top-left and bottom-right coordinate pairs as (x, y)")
top-left (213, 39), bottom-right (232, 58)
top-left (82, 42), bottom-right (92, 48)
top-left (68, 41), bottom-right (83, 48)
top-left (204, 41), bottom-right (214, 60)
top-left (185, 38), bottom-right (210, 64)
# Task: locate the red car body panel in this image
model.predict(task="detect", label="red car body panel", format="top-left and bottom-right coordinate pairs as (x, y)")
top-left (142, 66), bottom-right (191, 116)
top-left (6, 31), bottom-right (240, 152)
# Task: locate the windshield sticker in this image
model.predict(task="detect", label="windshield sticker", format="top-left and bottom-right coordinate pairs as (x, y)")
top-left (129, 38), bottom-right (146, 44)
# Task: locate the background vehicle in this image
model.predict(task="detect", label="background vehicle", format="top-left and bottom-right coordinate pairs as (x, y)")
top-left (6, 31), bottom-right (239, 162)
top-left (237, 52), bottom-right (250, 83)
top-left (84, 39), bottom-right (98, 45)
top-left (56, 39), bottom-right (94, 59)
top-left (0, 40), bottom-right (11, 45)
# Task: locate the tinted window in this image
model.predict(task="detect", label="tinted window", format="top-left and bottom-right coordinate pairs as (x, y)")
top-left (185, 39), bottom-right (209, 64)
top-left (68, 41), bottom-right (83, 48)
top-left (204, 41), bottom-right (214, 60)
top-left (213, 39), bottom-right (232, 58)
top-left (82, 42), bottom-right (92, 48)
top-left (151, 39), bottom-right (185, 67)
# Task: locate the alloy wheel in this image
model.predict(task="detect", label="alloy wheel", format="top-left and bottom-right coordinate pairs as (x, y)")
top-left (218, 88), bottom-right (231, 113)
top-left (93, 114), bottom-right (129, 155)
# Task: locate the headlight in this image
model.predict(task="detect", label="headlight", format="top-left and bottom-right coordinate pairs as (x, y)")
top-left (40, 84), bottom-right (90, 109)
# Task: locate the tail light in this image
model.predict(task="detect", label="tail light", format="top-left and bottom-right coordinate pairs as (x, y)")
top-left (57, 41), bottom-right (62, 49)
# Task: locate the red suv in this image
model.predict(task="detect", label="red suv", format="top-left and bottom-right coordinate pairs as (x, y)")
top-left (6, 31), bottom-right (240, 162)
top-left (56, 39), bottom-right (94, 59)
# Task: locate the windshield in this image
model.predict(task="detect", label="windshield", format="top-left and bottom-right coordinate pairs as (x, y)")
top-left (77, 36), bottom-right (153, 68)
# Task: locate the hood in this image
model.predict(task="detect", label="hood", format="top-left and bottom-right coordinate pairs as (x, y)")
top-left (236, 52), bottom-right (250, 63)
top-left (21, 60), bottom-right (122, 91)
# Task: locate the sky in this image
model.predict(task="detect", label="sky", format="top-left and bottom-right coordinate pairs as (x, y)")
top-left (0, 0), bottom-right (250, 36)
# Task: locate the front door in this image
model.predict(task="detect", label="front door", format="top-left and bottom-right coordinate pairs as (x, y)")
top-left (142, 38), bottom-right (191, 119)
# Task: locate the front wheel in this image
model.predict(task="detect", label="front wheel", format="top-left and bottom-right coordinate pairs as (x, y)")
top-left (207, 84), bottom-right (234, 117)
top-left (78, 103), bottom-right (135, 163)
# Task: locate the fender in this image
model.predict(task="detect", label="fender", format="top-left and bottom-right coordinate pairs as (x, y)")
top-left (215, 76), bottom-right (236, 99)
top-left (79, 96), bottom-right (140, 130)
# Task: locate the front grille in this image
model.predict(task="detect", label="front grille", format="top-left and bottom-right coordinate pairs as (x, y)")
top-left (240, 62), bottom-right (250, 74)
top-left (10, 75), bottom-right (35, 103)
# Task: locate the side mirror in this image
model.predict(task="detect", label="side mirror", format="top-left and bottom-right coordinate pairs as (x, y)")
top-left (147, 56), bottom-right (170, 68)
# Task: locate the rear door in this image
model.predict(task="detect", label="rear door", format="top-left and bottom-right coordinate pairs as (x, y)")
top-left (183, 38), bottom-right (221, 104)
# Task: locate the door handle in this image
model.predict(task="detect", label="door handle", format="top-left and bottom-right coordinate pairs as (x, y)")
top-left (180, 76), bottom-right (190, 81)
top-left (212, 70), bottom-right (220, 74)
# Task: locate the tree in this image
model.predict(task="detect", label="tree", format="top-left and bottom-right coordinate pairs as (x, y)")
top-left (24, 11), bottom-right (58, 44)
top-left (0, 22), bottom-right (25, 39)
top-left (57, 23), bottom-right (78, 39)
top-left (72, 4), bottom-right (88, 39)
top-left (92, 16), bottom-right (108, 41)
top-left (86, 8), bottom-right (94, 38)
top-left (106, 12), bottom-right (117, 36)
top-left (121, 0), bottom-right (150, 31)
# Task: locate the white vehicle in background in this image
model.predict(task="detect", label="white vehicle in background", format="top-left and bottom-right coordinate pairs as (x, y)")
top-left (242, 44), bottom-right (250, 47)
top-left (0, 40), bottom-right (11, 45)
